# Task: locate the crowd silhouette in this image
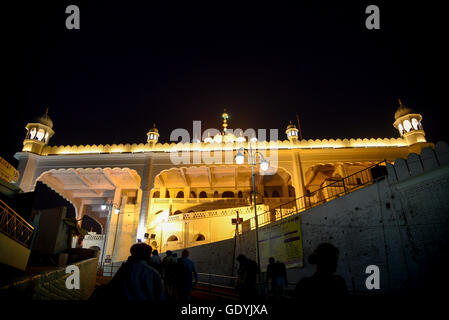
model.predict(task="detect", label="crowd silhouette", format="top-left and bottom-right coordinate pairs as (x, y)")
top-left (91, 242), bottom-right (347, 302)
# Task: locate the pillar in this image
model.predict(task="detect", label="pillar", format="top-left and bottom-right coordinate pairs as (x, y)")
top-left (137, 156), bottom-right (153, 240)
top-left (184, 186), bottom-right (191, 202)
top-left (104, 187), bottom-right (122, 262)
top-left (77, 202), bottom-right (85, 227)
top-left (281, 184), bottom-right (289, 199)
top-left (291, 151), bottom-right (306, 209)
top-left (15, 152), bottom-right (39, 192)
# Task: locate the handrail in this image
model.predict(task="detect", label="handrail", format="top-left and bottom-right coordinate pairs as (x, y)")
top-left (244, 161), bottom-right (387, 229)
top-left (0, 198), bottom-right (34, 229)
top-left (0, 198), bottom-right (34, 248)
top-left (197, 272), bottom-right (237, 279)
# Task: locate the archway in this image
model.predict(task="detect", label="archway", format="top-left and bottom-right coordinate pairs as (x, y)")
top-left (176, 191), bottom-right (184, 198)
top-left (167, 235), bottom-right (178, 242)
top-left (81, 214), bottom-right (103, 234)
top-left (35, 167), bottom-right (142, 222)
top-left (222, 191), bottom-right (235, 198)
top-left (194, 234), bottom-right (206, 241)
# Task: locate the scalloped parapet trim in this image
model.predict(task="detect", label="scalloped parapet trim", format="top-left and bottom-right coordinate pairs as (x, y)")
top-left (40, 138), bottom-right (408, 155)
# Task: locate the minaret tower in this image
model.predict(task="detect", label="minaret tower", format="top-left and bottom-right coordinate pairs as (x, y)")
top-left (393, 99), bottom-right (426, 145)
top-left (22, 108), bottom-right (55, 155)
top-left (286, 121), bottom-right (299, 143)
top-left (147, 123), bottom-right (160, 147)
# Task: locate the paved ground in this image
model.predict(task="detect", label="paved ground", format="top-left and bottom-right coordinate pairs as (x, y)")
top-left (95, 275), bottom-right (239, 301)
top-left (191, 283), bottom-right (239, 302)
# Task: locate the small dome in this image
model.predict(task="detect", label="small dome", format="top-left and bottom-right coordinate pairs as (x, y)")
top-left (148, 123), bottom-right (158, 133)
top-left (394, 99), bottom-right (414, 120)
top-left (286, 121), bottom-right (297, 130)
top-left (33, 109), bottom-right (53, 128)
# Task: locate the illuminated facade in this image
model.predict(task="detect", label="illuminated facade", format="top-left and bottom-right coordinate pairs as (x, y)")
top-left (14, 103), bottom-right (432, 264)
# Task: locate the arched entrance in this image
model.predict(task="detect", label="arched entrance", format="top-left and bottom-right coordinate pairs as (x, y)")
top-left (34, 167), bottom-right (142, 263)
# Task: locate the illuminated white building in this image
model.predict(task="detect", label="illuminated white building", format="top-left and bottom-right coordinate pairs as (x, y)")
top-left (14, 103), bottom-right (431, 264)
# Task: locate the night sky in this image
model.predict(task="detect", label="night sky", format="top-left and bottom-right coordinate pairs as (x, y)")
top-left (2, 1), bottom-right (448, 166)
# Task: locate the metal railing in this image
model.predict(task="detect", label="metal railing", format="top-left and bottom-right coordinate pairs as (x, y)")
top-left (197, 272), bottom-right (237, 290)
top-left (101, 261), bottom-right (124, 277)
top-left (245, 161), bottom-right (387, 229)
top-left (0, 198), bottom-right (34, 248)
top-left (196, 272), bottom-right (239, 299)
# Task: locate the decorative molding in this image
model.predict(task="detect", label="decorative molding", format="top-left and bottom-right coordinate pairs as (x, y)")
top-left (42, 137), bottom-right (409, 155)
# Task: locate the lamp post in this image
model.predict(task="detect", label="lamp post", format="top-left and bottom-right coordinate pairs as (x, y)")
top-left (235, 144), bottom-right (269, 289)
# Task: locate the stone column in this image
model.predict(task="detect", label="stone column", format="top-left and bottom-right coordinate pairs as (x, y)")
top-left (77, 202), bottom-right (85, 227)
top-left (103, 187), bottom-right (122, 262)
top-left (282, 184), bottom-right (289, 199)
top-left (137, 156), bottom-right (153, 240)
top-left (15, 152), bottom-right (39, 192)
top-left (184, 186), bottom-right (191, 202)
top-left (291, 151), bottom-right (306, 209)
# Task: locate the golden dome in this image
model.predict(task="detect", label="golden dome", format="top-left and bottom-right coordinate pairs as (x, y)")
top-left (286, 121), bottom-right (297, 130)
top-left (33, 108), bottom-right (53, 128)
top-left (394, 99), bottom-right (414, 120)
top-left (148, 123), bottom-right (159, 133)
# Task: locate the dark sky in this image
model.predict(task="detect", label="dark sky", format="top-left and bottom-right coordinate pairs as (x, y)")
top-left (2, 1), bottom-right (448, 165)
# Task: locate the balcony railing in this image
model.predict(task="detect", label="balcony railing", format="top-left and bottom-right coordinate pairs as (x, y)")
top-left (245, 161), bottom-right (388, 229)
top-left (0, 199), bottom-right (34, 248)
top-left (152, 197), bottom-right (249, 205)
top-left (166, 204), bottom-right (267, 222)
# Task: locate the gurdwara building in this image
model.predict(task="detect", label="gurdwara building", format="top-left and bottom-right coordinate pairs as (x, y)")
top-left (14, 102), bottom-right (432, 265)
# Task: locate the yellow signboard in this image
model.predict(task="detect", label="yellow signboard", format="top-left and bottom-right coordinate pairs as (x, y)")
top-left (0, 156), bottom-right (20, 183)
top-left (259, 215), bottom-right (303, 270)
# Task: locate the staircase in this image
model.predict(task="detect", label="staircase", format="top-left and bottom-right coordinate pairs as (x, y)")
top-left (245, 161), bottom-right (388, 228)
top-left (0, 199), bottom-right (34, 270)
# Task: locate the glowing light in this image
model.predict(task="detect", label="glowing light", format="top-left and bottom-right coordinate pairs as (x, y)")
top-left (412, 118), bottom-right (419, 130)
top-left (260, 159), bottom-right (269, 171)
top-left (236, 135), bottom-right (246, 143)
top-left (36, 129), bottom-right (45, 141)
top-left (29, 128), bottom-right (36, 139)
top-left (403, 120), bottom-right (412, 132)
top-left (114, 207), bottom-right (120, 214)
top-left (101, 204), bottom-right (107, 211)
top-left (235, 151), bottom-right (245, 164)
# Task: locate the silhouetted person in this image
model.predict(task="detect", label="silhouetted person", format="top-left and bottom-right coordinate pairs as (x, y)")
top-left (150, 249), bottom-right (162, 273)
top-left (99, 243), bottom-right (165, 301)
top-left (162, 250), bottom-right (177, 299)
top-left (267, 257), bottom-right (287, 301)
top-left (175, 249), bottom-right (198, 301)
top-left (236, 254), bottom-right (259, 301)
top-left (294, 243), bottom-right (347, 298)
